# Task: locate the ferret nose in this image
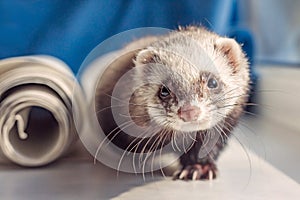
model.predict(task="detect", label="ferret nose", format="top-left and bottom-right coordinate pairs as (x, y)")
top-left (178, 105), bottom-right (201, 122)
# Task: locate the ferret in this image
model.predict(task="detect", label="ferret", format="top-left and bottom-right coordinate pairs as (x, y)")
top-left (96, 26), bottom-right (250, 181)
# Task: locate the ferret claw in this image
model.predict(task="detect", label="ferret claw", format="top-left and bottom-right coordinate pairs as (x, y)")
top-left (208, 170), bottom-right (213, 181)
top-left (179, 169), bottom-right (189, 179)
top-left (192, 171), bottom-right (200, 180)
top-left (173, 163), bottom-right (218, 181)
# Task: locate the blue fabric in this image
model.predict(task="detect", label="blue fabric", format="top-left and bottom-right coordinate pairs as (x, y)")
top-left (0, 0), bottom-right (255, 76)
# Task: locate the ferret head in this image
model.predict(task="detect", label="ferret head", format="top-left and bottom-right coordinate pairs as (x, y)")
top-left (131, 31), bottom-right (249, 133)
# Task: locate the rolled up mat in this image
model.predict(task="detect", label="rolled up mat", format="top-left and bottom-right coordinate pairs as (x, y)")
top-left (0, 56), bottom-right (85, 167)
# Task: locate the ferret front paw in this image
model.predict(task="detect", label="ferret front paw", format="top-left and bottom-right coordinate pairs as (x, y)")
top-left (173, 163), bottom-right (218, 181)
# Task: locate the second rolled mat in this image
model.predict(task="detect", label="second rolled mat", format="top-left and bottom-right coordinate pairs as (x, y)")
top-left (0, 56), bottom-right (85, 167)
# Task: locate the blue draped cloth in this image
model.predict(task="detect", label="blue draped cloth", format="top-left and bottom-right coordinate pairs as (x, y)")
top-left (0, 0), bottom-right (254, 79)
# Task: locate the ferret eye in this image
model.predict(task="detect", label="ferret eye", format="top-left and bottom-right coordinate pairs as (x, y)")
top-left (207, 77), bottom-right (218, 89)
top-left (159, 86), bottom-right (171, 99)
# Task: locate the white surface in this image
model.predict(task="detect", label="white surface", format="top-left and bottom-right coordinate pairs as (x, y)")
top-left (1, 65), bottom-right (300, 199)
top-left (0, 136), bottom-right (299, 200)
top-left (254, 65), bottom-right (300, 182)
top-left (114, 139), bottom-right (300, 200)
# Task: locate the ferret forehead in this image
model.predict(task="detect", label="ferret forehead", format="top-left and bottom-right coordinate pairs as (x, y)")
top-left (154, 36), bottom-right (212, 59)
top-left (144, 32), bottom-right (229, 83)
top-left (157, 49), bottom-right (219, 76)
top-left (151, 41), bottom-right (218, 74)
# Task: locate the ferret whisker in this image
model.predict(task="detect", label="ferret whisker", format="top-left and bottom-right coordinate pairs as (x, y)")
top-left (114, 102), bottom-right (167, 111)
top-left (100, 92), bottom-right (129, 104)
top-left (132, 136), bottom-right (152, 177)
top-left (103, 122), bottom-right (137, 149)
top-left (128, 103), bottom-right (165, 110)
top-left (173, 131), bottom-right (182, 152)
top-left (117, 126), bottom-right (153, 175)
top-left (102, 123), bottom-right (140, 175)
top-left (187, 133), bottom-right (197, 143)
top-left (210, 103), bottom-right (244, 112)
top-left (104, 118), bottom-right (156, 157)
top-left (170, 129), bottom-right (177, 152)
top-left (96, 104), bottom-right (129, 114)
top-left (210, 93), bottom-right (249, 105)
top-left (141, 134), bottom-right (162, 181)
top-left (240, 110), bottom-right (260, 117)
top-left (99, 92), bottom-right (166, 111)
top-left (214, 105), bottom-right (259, 118)
top-left (182, 132), bottom-right (187, 153)
top-left (211, 103), bottom-right (260, 114)
top-left (210, 94), bottom-right (250, 108)
top-left (215, 111), bottom-right (256, 137)
top-left (150, 130), bottom-right (170, 179)
top-left (171, 130), bottom-right (176, 152)
top-left (252, 89), bottom-right (287, 94)
top-left (138, 133), bottom-right (158, 181)
top-left (201, 130), bottom-right (211, 148)
top-left (222, 121), bottom-right (253, 186)
top-left (184, 132), bottom-right (197, 153)
top-left (96, 104), bottom-right (165, 115)
top-left (148, 132), bottom-right (164, 156)
top-left (213, 126), bottom-right (226, 149)
top-left (182, 132), bottom-right (194, 153)
top-left (214, 123), bottom-right (226, 144)
top-left (209, 87), bottom-right (243, 105)
top-left (139, 133), bottom-right (159, 167)
top-left (158, 133), bottom-right (169, 179)
top-left (222, 120), bottom-right (251, 157)
top-left (183, 131), bottom-right (195, 153)
top-left (124, 115), bottom-right (166, 128)
top-left (93, 120), bottom-right (136, 164)
top-left (126, 128), bottom-right (154, 154)
top-left (199, 130), bottom-right (215, 161)
top-left (217, 112), bottom-right (267, 160)
top-left (119, 113), bottom-right (170, 118)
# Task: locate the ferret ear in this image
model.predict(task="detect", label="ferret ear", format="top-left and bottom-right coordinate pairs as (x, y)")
top-left (135, 49), bottom-right (159, 65)
top-left (214, 38), bottom-right (243, 73)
